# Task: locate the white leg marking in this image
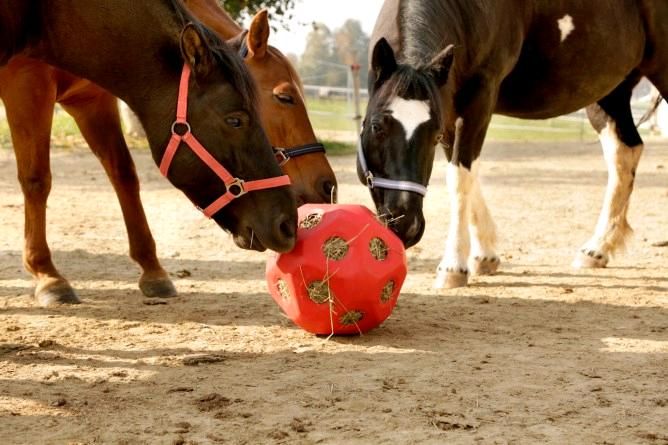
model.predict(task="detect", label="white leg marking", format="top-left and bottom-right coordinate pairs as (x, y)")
top-left (558, 15), bottom-right (575, 42)
top-left (387, 97), bottom-right (431, 141)
top-left (434, 162), bottom-right (473, 288)
top-left (468, 160), bottom-right (499, 273)
top-left (574, 122), bottom-right (643, 267)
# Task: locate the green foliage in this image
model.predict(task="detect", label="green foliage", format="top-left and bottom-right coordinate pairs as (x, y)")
top-left (219, 0), bottom-right (296, 28)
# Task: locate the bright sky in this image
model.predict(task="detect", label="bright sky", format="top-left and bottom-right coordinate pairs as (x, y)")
top-left (242, 0), bottom-right (385, 57)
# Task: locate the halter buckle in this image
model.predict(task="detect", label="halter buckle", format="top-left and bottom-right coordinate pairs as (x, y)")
top-left (274, 149), bottom-right (290, 166)
top-left (227, 178), bottom-right (247, 198)
top-left (171, 121), bottom-right (191, 136)
top-left (365, 172), bottom-right (375, 189)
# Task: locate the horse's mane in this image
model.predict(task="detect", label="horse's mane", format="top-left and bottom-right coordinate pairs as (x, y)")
top-left (399, 0), bottom-right (489, 65)
top-left (167, 0), bottom-right (258, 110)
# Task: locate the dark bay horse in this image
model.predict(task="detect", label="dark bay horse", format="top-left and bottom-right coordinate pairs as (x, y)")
top-left (0, 0), bottom-right (297, 306)
top-left (360, 0), bottom-right (667, 288)
top-left (0, 1), bottom-right (335, 307)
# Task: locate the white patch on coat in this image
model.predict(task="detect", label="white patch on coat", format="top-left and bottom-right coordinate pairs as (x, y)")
top-left (434, 162), bottom-right (473, 288)
top-left (388, 97), bottom-right (431, 141)
top-left (575, 122), bottom-right (643, 266)
top-left (558, 15), bottom-right (575, 42)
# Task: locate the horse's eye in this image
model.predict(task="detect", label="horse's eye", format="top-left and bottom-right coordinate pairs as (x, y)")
top-left (371, 123), bottom-right (382, 134)
top-left (274, 93), bottom-right (295, 105)
top-left (225, 117), bottom-right (243, 128)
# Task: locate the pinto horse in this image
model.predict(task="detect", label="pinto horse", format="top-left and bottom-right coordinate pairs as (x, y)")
top-left (360, 0), bottom-right (668, 288)
top-left (0, 0), bottom-right (297, 306)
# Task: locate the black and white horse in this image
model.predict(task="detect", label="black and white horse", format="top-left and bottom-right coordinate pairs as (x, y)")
top-left (358, 0), bottom-right (668, 288)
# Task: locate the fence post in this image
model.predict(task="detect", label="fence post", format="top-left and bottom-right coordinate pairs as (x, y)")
top-left (350, 63), bottom-right (362, 135)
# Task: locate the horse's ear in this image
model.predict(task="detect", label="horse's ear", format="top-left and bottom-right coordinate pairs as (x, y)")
top-left (247, 9), bottom-right (270, 59)
top-left (180, 23), bottom-right (213, 77)
top-left (371, 38), bottom-right (397, 86)
top-left (426, 44), bottom-right (454, 86)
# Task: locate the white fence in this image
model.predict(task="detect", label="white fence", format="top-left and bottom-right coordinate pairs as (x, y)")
top-left (303, 83), bottom-right (666, 142)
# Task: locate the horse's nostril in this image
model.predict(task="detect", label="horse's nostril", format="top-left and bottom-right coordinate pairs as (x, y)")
top-left (278, 216), bottom-right (295, 240)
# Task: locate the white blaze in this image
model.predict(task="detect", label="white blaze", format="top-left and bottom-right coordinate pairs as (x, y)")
top-left (388, 97), bottom-right (431, 141)
top-left (558, 14), bottom-right (575, 42)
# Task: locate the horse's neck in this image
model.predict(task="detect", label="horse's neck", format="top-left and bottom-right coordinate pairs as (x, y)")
top-left (183, 0), bottom-right (242, 39)
top-left (397, 0), bottom-right (487, 66)
top-left (0, 1), bottom-right (35, 64)
top-left (28, 0), bottom-right (181, 144)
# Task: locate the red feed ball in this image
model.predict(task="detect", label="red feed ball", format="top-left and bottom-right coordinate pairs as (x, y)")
top-left (266, 204), bottom-right (407, 335)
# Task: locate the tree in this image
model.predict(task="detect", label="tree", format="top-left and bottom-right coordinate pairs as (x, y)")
top-left (219, 0), bottom-right (296, 29)
top-left (333, 19), bottom-right (370, 88)
top-left (299, 23), bottom-right (347, 87)
top-left (298, 21), bottom-right (371, 88)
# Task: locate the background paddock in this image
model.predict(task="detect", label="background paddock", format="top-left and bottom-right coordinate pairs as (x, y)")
top-left (1, 136), bottom-right (666, 443)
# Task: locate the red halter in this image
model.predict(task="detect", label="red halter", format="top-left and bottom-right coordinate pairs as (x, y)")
top-left (160, 64), bottom-right (291, 218)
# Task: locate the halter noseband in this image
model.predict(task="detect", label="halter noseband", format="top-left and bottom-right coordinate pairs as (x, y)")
top-left (159, 64), bottom-right (291, 218)
top-left (357, 138), bottom-right (428, 196)
top-left (238, 35), bottom-right (326, 165)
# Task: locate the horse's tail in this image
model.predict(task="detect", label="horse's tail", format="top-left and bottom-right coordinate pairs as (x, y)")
top-left (636, 94), bottom-right (664, 128)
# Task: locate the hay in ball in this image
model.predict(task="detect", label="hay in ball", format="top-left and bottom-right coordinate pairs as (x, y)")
top-left (266, 204), bottom-right (408, 335)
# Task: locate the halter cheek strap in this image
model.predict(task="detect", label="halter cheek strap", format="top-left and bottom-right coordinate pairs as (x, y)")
top-left (160, 64), bottom-right (291, 218)
top-left (273, 143), bottom-right (326, 166)
top-left (357, 138), bottom-right (428, 196)
top-left (237, 35), bottom-right (327, 166)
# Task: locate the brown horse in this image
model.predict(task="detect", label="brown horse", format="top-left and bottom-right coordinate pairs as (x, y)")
top-left (182, 1), bottom-right (337, 204)
top-left (0, 0), bottom-right (297, 306)
top-left (360, 0), bottom-right (668, 288)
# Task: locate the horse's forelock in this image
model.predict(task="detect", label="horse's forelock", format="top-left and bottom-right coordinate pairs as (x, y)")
top-left (168, 0), bottom-right (258, 113)
top-left (200, 25), bottom-right (258, 111)
top-left (374, 65), bottom-right (444, 129)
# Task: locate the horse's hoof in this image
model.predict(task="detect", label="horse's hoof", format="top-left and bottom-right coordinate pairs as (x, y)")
top-left (139, 277), bottom-right (178, 299)
top-left (572, 249), bottom-right (608, 269)
top-left (35, 282), bottom-right (80, 307)
top-left (434, 268), bottom-right (469, 289)
top-left (472, 256), bottom-right (500, 276)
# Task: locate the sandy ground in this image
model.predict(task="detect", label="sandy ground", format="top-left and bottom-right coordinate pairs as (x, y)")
top-left (0, 140), bottom-right (667, 445)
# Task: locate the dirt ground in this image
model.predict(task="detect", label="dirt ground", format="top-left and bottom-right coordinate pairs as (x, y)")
top-left (0, 140), bottom-right (667, 445)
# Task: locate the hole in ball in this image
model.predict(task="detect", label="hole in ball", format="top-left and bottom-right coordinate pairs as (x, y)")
top-left (299, 213), bottom-right (322, 229)
top-left (307, 281), bottom-right (332, 304)
top-left (322, 236), bottom-right (348, 261)
top-left (369, 237), bottom-right (389, 261)
top-left (340, 310), bottom-right (364, 326)
top-left (380, 280), bottom-right (395, 303)
top-left (276, 279), bottom-right (291, 301)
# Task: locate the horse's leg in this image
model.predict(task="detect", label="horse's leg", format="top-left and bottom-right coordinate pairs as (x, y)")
top-left (574, 75), bottom-right (643, 268)
top-left (468, 161), bottom-right (500, 275)
top-left (2, 70), bottom-right (80, 306)
top-left (61, 90), bottom-right (177, 298)
top-left (435, 84), bottom-right (497, 289)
